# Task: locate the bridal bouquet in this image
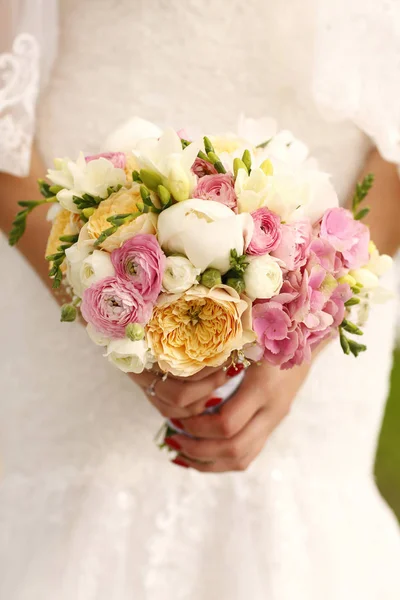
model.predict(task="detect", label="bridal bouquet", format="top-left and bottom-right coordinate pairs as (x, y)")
top-left (10, 118), bottom-right (392, 379)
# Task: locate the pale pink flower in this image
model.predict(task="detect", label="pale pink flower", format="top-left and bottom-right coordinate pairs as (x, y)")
top-left (111, 234), bottom-right (165, 303)
top-left (85, 152), bottom-right (126, 170)
top-left (81, 277), bottom-right (150, 338)
top-left (191, 158), bottom-right (218, 178)
top-left (272, 221), bottom-right (311, 270)
top-left (193, 173), bottom-right (237, 211)
top-left (247, 208), bottom-right (282, 255)
top-left (320, 207), bottom-right (370, 269)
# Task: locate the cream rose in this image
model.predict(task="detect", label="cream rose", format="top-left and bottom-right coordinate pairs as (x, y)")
top-left (87, 185), bottom-right (157, 252)
top-left (146, 284), bottom-right (255, 376)
top-left (157, 199), bottom-right (254, 274)
top-left (105, 338), bottom-right (155, 374)
top-left (244, 255), bottom-right (283, 300)
top-left (162, 256), bottom-right (201, 293)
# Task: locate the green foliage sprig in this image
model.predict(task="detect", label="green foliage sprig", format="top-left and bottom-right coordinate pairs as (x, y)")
top-left (46, 233), bottom-right (79, 289)
top-left (199, 137), bottom-right (226, 174)
top-left (339, 318), bottom-right (367, 357)
top-left (9, 198), bottom-right (57, 246)
top-left (352, 173), bottom-right (374, 220)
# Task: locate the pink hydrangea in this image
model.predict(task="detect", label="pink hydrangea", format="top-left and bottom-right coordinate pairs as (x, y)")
top-left (193, 173), bottom-right (237, 211)
top-left (191, 158), bottom-right (218, 178)
top-left (81, 277), bottom-right (150, 338)
top-left (85, 152), bottom-right (126, 169)
top-left (272, 221), bottom-right (311, 270)
top-left (247, 208), bottom-right (282, 255)
top-left (320, 207), bottom-right (370, 269)
top-left (111, 234), bottom-right (165, 303)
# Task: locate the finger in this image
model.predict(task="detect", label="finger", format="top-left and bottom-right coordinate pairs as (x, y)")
top-left (167, 407), bottom-right (269, 461)
top-left (147, 391), bottom-right (223, 419)
top-left (179, 369), bottom-right (266, 439)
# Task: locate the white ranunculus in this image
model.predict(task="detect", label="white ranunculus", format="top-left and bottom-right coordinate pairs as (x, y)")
top-left (133, 128), bottom-right (201, 201)
top-left (105, 338), bottom-right (155, 374)
top-left (86, 323), bottom-right (111, 347)
top-left (103, 117), bottom-right (163, 152)
top-left (47, 152), bottom-right (127, 213)
top-left (65, 242), bottom-right (93, 298)
top-left (80, 250), bottom-right (115, 290)
top-left (244, 255), bottom-right (283, 300)
top-left (157, 199), bottom-right (254, 274)
top-left (162, 256), bottom-right (201, 293)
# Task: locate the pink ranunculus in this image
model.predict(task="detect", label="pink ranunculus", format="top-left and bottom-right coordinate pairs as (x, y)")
top-left (320, 207), bottom-right (370, 269)
top-left (247, 208), bottom-right (282, 255)
top-left (272, 220), bottom-right (311, 270)
top-left (111, 234), bottom-right (166, 303)
top-left (193, 173), bottom-right (237, 211)
top-left (81, 277), bottom-right (150, 338)
top-left (191, 158), bottom-right (218, 178)
top-left (85, 152), bottom-right (126, 169)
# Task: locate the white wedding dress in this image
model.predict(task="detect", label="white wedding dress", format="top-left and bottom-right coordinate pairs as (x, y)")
top-left (0, 1), bottom-right (399, 598)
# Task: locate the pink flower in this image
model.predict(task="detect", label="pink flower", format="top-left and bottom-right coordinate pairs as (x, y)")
top-left (111, 234), bottom-right (165, 303)
top-left (247, 208), bottom-right (282, 255)
top-left (272, 221), bottom-right (311, 270)
top-left (191, 158), bottom-right (218, 178)
top-left (85, 152), bottom-right (126, 169)
top-left (320, 207), bottom-right (370, 269)
top-left (81, 277), bottom-right (150, 338)
top-left (193, 173), bottom-right (237, 211)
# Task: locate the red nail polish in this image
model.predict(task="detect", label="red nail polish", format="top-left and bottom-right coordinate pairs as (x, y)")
top-left (170, 418), bottom-right (184, 430)
top-left (226, 363), bottom-right (245, 378)
top-left (172, 457), bottom-right (189, 468)
top-left (165, 437), bottom-right (181, 451)
top-left (205, 397), bottom-right (222, 408)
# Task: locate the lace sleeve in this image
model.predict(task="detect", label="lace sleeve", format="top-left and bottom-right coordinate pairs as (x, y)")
top-left (313, 0), bottom-right (400, 164)
top-left (0, 0), bottom-right (58, 176)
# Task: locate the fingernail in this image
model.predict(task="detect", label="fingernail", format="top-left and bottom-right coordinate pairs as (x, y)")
top-left (165, 437), bottom-right (181, 451)
top-left (170, 418), bottom-right (184, 430)
top-left (205, 397), bottom-right (223, 408)
top-left (226, 363), bottom-right (245, 378)
top-left (172, 457), bottom-right (189, 468)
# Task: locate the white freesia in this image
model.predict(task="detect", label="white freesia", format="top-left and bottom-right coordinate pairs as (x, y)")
top-left (162, 256), bottom-right (201, 293)
top-left (47, 153), bottom-right (127, 213)
top-left (366, 242), bottom-right (393, 277)
top-left (235, 167), bottom-right (271, 213)
top-left (86, 323), bottom-right (111, 347)
top-left (157, 199), bottom-right (254, 274)
top-left (105, 338), bottom-right (155, 374)
top-left (104, 117), bottom-right (163, 152)
top-left (65, 242), bottom-right (93, 298)
top-left (133, 128), bottom-right (201, 201)
top-left (80, 250), bottom-right (115, 290)
top-left (244, 255), bottom-right (283, 301)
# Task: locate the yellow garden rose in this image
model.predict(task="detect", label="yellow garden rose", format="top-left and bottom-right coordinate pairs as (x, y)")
top-left (124, 153), bottom-right (141, 181)
top-left (146, 285), bottom-right (255, 376)
top-left (46, 209), bottom-right (81, 271)
top-left (87, 184), bottom-right (158, 252)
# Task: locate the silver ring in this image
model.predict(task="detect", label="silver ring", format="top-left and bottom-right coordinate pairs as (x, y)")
top-left (146, 372), bottom-right (168, 397)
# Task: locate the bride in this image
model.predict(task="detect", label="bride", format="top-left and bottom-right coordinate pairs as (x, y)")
top-left (1, 0), bottom-right (399, 598)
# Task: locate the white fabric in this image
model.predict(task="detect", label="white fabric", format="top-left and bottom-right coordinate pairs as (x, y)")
top-left (0, 0), bottom-right (400, 598)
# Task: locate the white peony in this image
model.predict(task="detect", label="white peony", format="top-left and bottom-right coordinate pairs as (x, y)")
top-left (244, 255), bottom-right (283, 300)
top-left (80, 250), bottom-right (115, 290)
top-left (47, 153), bottom-right (127, 213)
top-left (162, 256), bottom-right (201, 293)
top-left (157, 199), bottom-right (254, 274)
top-left (105, 338), bottom-right (155, 374)
top-left (104, 117), bottom-right (163, 152)
top-left (133, 128), bottom-right (201, 201)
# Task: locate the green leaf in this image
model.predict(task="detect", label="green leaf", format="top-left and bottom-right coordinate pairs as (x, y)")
top-left (352, 173), bottom-right (374, 213)
top-left (9, 199), bottom-right (53, 246)
top-left (354, 207), bottom-right (370, 221)
top-left (256, 138), bottom-right (272, 149)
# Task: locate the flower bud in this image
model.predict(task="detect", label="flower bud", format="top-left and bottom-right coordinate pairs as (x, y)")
top-left (226, 277), bottom-right (245, 294)
top-left (350, 268), bottom-right (379, 290)
top-left (139, 169), bottom-right (163, 191)
top-left (338, 274), bottom-right (357, 288)
top-left (83, 207), bottom-right (96, 219)
top-left (200, 268), bottom-right (222, 288)
top-left (125, 323), bottom-right (145, 341)
top-left (60, 304), bottom-right (77, 322)
top-left (242, 149), bottom-right (252, 172)
top-left (157, 185), bottom-right (171, 206)
top-left (259, 159), bottom-right (274, 176)
top-left (233, 158), bottom-right (248, 178)
top-left (166, 160), bottom-right (190, 201)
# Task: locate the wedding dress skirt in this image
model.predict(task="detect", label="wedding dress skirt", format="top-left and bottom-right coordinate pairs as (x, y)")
top-left (0, 1), bottom-right (399, 598)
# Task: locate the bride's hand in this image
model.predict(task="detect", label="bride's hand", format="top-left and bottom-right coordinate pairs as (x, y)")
top-left (162, 359), bottom-right (312, 472)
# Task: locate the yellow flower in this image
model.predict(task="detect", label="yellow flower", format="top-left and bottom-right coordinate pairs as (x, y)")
top-left (124, 153), bottom-right (141, 181)
top-left (87, 184), bottom-right (158, 252)
top-left (46, 209), bottom-right (81, 271)
top-left (146, 285), bottom-right (255, 376)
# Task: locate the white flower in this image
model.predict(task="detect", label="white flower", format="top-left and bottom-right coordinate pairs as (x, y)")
top-left (244, 255), bottom-right (283, 300)
top-left (350, 268), bottom-right (379, 290)
top-left (105, 338), bottom-right (155, 374)
top-left (235, 167), bottom-right (270, 213)
top-left (86, 323), bottom-right (111, 346)
top-left (65, 242), bottom-right (93, 298)
top-left (104, 117), bottom-right (163, 152)
top-left (157, 199), bottom-right (254, 274)
top-left (47, 153), bottom-right (127, 213)
top-left (366, 242), bottom-right (393, 277)
top-left (133, 128), bottom-right (201, 201)
top-left (80, 250), bottom-right (115, 290)
top-left (162, 256), bottom-right (201, 293)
